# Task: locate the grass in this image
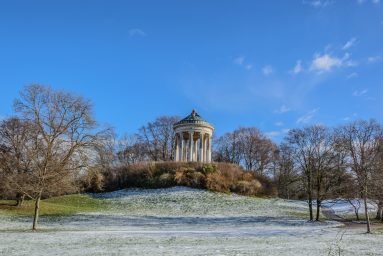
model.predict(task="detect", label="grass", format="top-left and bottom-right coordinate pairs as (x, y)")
top-left (0, 194), bottom-right (107, 217)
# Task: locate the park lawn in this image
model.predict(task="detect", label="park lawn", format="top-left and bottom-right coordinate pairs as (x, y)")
top-left (0, 194), bottom-right (107, 216)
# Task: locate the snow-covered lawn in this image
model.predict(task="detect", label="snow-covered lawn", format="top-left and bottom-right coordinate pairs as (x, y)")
top-left (322, 199), bottom-right (378, 219)
top-left (0, 187), bottom-right (382, 256)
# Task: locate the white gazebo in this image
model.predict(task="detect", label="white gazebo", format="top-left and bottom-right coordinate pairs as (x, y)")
top-left (173, 110), bottom-right (214, 163)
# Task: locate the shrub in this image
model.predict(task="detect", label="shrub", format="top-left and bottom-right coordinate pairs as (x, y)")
top-left (232, 180), bottom-right (262, 196)
top-left (206, 171), bottom-right (231, 192)
top-left (88, 161), bottom-right (276, 197)
top-left (174, 168), bottom-right (206, 188)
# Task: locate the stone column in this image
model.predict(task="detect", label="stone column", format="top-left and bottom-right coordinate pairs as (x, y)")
top-left (205, 134), bottom-right (208, 163)
top-left (199, 133), bottom-right (203, 162)
top-left (208, 134), bottom-right (212, 163)
top-left (201, 134), bottom-right (205, 163)
top-left (175, 133), bottom-right (179, 162)
top-left (180, 134), bottom-right (184, 162)
top-left (189, 131), bottom-right (193, 162)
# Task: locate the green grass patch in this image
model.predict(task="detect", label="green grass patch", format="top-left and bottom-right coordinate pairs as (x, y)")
top-left (0, 194), bottom-right (107, 217)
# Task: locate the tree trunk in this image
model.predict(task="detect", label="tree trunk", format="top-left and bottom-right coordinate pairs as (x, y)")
top-left (32, 194), bottom-right (41, 231)
top-left (16, 194), bottom-right (25, 207)
top-left (363, 190), bottom-right (371, 234)
top-left (355, 209), bottom-right (360, 221)
top-left (375, 200), bottom-right (382, 220)
top-left (316, 199), bottom-right (321, 221)
top-left (308, 174), bottom-right (313, 221)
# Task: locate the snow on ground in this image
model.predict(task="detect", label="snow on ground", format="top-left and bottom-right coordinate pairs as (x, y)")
top-left (0, 187), bottom-right (382, 256)
top-left (322, 199), bottom-right (377, 218)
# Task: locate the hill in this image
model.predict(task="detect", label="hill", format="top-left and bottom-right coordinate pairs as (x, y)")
top-left (1, 187), bottom-right (383, 255)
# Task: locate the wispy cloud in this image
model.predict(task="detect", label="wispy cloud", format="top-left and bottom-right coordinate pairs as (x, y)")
top-left (274, 105), bottom-right (291, 114)
top-left (310, 53), bottom-right (357, 73)
top-left (129, 28), bottom-right (147, 37)
top-left (233, 56), bottom-right (245, 65)
top-left (352, 89), bottom-right (368, 96)
top-left (233, 56), bottom-right (253, 70)
top-left (262, 65), bottom-right (273, 76)
top-left (357, 0), bottom-right (380, 4)
top-left (297, 108), bottom-right (319, 124)
top-left (265, 128), bottom-right (290, 139)
top-left (342, 37), bottom-right (357, 50)
top-left (342, 113), bottom-right (358, 121)
top-left (291, 60), bottom-right (303, 75)
top-left (275, 121), bottom-right (284, 127)
top-left (303, 0), bottom-right (333, 8)
top-left (347, 72), bottom-right (358, 79)
top-left (368, 55), bottom-right (382, 63)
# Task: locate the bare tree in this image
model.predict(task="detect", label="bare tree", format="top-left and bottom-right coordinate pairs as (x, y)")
top-left (284, 125), bottom-right (338, 221)
top-left (0, 117), bottom-right (35, 206)
top-left (213, 131), bottom-right (241, 164)
top-left (273, 143), bottom-right (300, 199)
top-left (236, 127), bottom-right (277, 174)
top-left (13, 84), bottom-right (98, 230)
top-left (137, 116), bottom-right (180, 161)
top-left (335, 119), bottom-right (382, 233)
top-left (116, 134), bottom-right (148, 165)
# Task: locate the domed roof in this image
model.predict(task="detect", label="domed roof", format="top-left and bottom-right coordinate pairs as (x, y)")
top-left (174, 110), bottom-right (213, 128)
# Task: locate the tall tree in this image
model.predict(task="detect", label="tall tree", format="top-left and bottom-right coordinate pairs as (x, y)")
top-left (13, 84), bottom-right (98, 230)
top-left (284, 125), bottom-right (336, 221)
top-left (137, 116), bottom-right (180, 161)
top-left (335, 119), bottom-right (382, 233)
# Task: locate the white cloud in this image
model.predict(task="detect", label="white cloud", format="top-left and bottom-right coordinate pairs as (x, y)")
top-left (265, 128), bottom-right (290, 139)
top-left (233, 56), bottom-right (253, 70)
top-left (265, 131), bottom-right (281, 139)
top-left (262, 65), bottom-right (273, 76)
top-left (352, 89), bottom-right (368, 96)
top-left (310, 54), bottom-right (342, 72)
top-left (274, 105), bottom-right (291, 114)
top-left (347, 72), bottom-right (358, 79)
top-left (368, 55), bottom-right (382, 63)
top-left (129, 28), bottom-right (147, 37)
top-left (310, 53), bottom-right (357, 73)
top-left (245, 64), bottom-right (253, 70)
top-left (234, 56), bottom-right (245, 65)
top-left (358, 0), bottom-right (380, 3)
top-left (304, 0), bottom-right (333, 7)
top-left (297, 108), bottom-right (319, 124)
top-left (342, 38), bottom-right (357, 50)
top-left (275, 121), bottom-right (284, 127)
top-left (291, 60), bottom-right (303, 74)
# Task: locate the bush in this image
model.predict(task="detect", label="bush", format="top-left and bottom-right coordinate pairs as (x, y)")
top-left (232, 180), bottom-right (262, 196)
top-left (206, 171), bottom-right (231, 192)
top-left (174, 168), bottom-right (206, 188)
top-left (88, 161), bottom-right (276, 197)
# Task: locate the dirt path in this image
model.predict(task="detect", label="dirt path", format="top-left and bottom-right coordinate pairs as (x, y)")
top-left (321, 207), bottom-right (368, 229)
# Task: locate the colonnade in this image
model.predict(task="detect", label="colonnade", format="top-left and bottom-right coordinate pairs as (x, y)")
top-left (174, 131), bottom-right (212, 163)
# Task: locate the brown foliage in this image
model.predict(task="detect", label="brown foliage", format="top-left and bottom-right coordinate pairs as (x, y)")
top-left (91, 161), bottom-right (275, 197)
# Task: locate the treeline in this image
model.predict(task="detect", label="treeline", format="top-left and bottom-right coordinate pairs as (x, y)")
top-left (213, 122), bottom-right (383, 233)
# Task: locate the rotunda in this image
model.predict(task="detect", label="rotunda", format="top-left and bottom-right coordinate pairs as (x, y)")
top-left (173, 110), bottom-right (214, 163)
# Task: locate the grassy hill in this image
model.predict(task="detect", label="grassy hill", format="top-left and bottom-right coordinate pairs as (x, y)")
top-left (1, 187), bottom-right (383, 256)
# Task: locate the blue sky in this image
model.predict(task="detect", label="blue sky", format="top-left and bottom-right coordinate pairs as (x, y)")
top-left (0, 0), bottom-right (382, 141)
